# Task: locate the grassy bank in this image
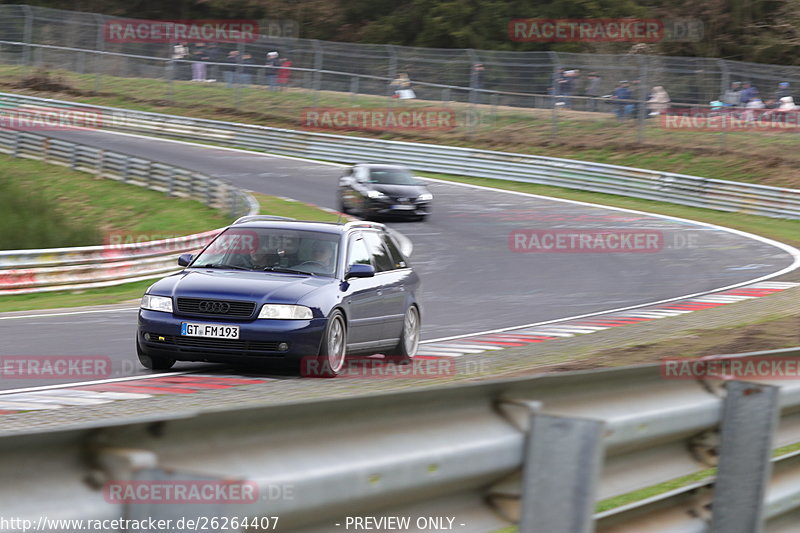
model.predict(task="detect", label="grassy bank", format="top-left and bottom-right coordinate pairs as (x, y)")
top-left (0, 153), bottom-right (231, 250)
top-left (0, 192), bottom-right (348, 312)
top-left (2, 65), bottom-right (800, 189)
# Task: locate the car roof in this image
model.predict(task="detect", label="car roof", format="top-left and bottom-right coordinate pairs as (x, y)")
top-left (355, 163), bottom-right (410, 171)
top-left (231, 219), bottom-right (386, 234)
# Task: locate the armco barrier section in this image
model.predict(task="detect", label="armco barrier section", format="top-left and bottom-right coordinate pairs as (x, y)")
top-left (3, 347), bottom-right (800, 532)
top-left (2, 92), bottom-right (799, 219)
top-left (0, 128), bottom-right (259, 294)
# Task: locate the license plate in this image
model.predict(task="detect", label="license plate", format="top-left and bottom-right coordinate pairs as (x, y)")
top-left (181, 322), bottom-right (239, 339)
top-left (392, 204), bottom-right (416, 210)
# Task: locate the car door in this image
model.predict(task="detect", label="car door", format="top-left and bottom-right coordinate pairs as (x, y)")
top-left (362, 230), bottom-right (408, 343)
top-left (351, 166), bottom-right (372, 214)
top-left (341, 232), bottom-right (385, 349)
top-left (339, 167), bottom-right (358, 212)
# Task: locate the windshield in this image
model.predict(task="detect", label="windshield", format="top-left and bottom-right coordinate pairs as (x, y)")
top-left (191, 227), bottom-right (340, 277)
top-left (368, 167), bottom-right (418, 185)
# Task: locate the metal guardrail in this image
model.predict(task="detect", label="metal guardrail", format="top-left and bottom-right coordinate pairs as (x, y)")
top-left (2, 92), bottom-right (798, 219)
top-left (3, 347), bottom-right (800, 532)
top-left (0, 127), bottom-right (259, 294)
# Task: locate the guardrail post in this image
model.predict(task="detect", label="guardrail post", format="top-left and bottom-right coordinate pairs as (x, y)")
top-left (709, 381), bottom-right (780, 533)
top-left (519, 413), bottom-right (605, 533)
top-left (350, 76), bottom-right (359, 102)
top-left (166, 168), bottom-right (175, 197)
top-left (205, 176), bottom-right (213, 207)
top-left (11, 132), bottom-right (20, 157)
top-left (96, 149), bottom-right (104, 178)
top-left (69, 143), bottom-right (77, 169)
top-left (122, 156), bottom-right (129, 183)
top-left (229, 188), bottom-right (237, 217)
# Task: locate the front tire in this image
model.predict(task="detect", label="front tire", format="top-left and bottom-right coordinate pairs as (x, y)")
top-left (304, 310), bottom-right (347, 377)
top-left (136, 340), bottom-right (176, 370)
top-left (386, 305), bottom-right (420, 365)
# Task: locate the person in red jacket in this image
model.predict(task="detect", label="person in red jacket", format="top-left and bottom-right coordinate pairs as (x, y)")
top-left (278, 57), bottom-right (292, 90)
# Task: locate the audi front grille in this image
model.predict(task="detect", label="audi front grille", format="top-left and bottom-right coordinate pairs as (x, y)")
top-left (176, 298), bottom-right (256, 318)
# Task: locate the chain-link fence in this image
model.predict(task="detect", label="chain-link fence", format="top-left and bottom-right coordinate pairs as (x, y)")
top-left (2, 4), bottom-right (800, 168)
top-left (4, 5), bottom-right (800, 105)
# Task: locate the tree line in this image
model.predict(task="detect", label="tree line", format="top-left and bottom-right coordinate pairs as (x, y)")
top-left (9, 0), bottom-right (800, 66)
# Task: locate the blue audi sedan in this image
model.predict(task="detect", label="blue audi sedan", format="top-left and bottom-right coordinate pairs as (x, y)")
top-left (137, 217), bottom-right (421, 377)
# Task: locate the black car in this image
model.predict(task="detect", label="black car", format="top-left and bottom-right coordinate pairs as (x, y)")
top-left (338, 163), bottom-right (433, 220)
top-left (137, 217), bottom-right (422, 377)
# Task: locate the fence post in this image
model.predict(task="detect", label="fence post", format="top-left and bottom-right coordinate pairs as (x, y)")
top-left (709, 381), bottom-right (780, 533)
top-left (636, 57), bottom-right (649, 144)
top-left (93, 14), bottom-right (105, 92)
top-left (547, 51), bottom-right (561, 139)
top-left (718, 60), bottom-right (730, 149)
top-left (349, 76), bottom-right (359, 103)
top-left (387, 44), bottom-right (398, 97)
top-left (519, 412), bottom-right (605, 533)
top-left (234, 41), bottom-right (244, 109)
top-left (312, 40), bottom-right (323, 108)
top-left (467, 48), bottom-right (479, 105)
top-left (166, 43), bottom-right (175, 104)
top-left (21, 5), bottom-right (32, 67)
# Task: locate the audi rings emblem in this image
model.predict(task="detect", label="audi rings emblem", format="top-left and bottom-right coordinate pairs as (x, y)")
top-left (198, 300), bottom-right (231, 314)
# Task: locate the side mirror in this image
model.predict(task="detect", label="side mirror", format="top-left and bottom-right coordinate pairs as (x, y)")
top-left (178, 253), bottom-right (194, 267)
top-left (413, 177), bottom-right (426, 186)
top-left (345, 263), bottom-right (375, 279)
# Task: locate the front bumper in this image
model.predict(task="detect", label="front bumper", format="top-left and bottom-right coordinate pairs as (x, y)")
top-left (368, 199), bottom-right (430, 217)
top-left (137, 309), bottom-right (327, 364)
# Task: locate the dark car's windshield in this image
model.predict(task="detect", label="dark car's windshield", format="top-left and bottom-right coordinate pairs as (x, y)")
top-left (192, 227), bottom-right (340, 277)
top-left (368, 168), bottom-right (418, 185)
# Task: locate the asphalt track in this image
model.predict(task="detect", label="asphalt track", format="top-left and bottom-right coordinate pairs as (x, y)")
top-left (0, 128), bottom-right (797, 390)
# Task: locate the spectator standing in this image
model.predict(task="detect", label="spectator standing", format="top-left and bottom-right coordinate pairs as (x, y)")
top-left (722, 81), bottom-right (741, 106)
top-left (190, 43), bottom-right (208, 82)
top-left (390, 73), bottom-right (414, 98)
top-left (471, 62), bottom-right (485, 103)
top-left (774, 82), bottom-right (792, 101)
top-left (223, 50), bottom-right (240, 87)
top-left (240, 53), bottom-right (256, 85)
top-left (584, 72), bottom-right (602, 111)
top-left (611, 80), bottom-right (633, 119)
top-left (647, 86), bottom-right (670, 116)
top-left (739, 82), bottom-right (757, 106)
top-left (265, 51), bottom-right (280, 91)
top-left (205, 43), bottom-right (224, 82)
top-left (278, 57), bottom-right (292, 90)
top-left (172, 42), bottom-right (189, 80)
top-left (745, 90), bottom-right (765, 109)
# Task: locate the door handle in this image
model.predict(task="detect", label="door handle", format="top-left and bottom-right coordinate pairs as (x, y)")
top-left (376, 289), bottom-right (383, 296)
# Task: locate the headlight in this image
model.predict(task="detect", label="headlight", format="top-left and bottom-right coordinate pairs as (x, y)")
top-left (418, 192), bottom-right (433, 201)
top-left (367, 190), bottom-right (386, 199)
top-left (258, 304), bottom-right (313, 320)
top-left (141, 294), bottom-right (173, 313)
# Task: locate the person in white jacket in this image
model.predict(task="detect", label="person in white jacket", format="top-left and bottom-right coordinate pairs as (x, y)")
top-left (647, 86), bottom-right (670, 116)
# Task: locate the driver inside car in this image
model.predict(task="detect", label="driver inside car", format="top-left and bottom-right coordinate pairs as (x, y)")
top-left (293, 240), bottom-right (335, 273)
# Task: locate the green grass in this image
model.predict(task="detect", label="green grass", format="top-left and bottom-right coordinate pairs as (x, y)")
top-left (0, 279), bottom-right (154, 313)
top-left (3, 64), bottom-right (800, 189)
top-left (0, 153), bottom-right (231, 249)
top-left (0, 190), bottom-right (344, 313)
